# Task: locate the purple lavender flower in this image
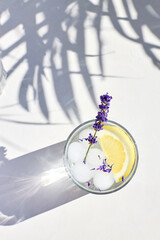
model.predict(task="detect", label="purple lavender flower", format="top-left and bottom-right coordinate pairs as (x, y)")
top-left (93, 122), bottom-right (104, 131)
top-left (96, 111), bottom-right (108, 122)
top-left (99, 104), bottom-right (110, 111)
top-left (93, 93), bottom-right (112, 132)
top-left (83, 92), bottom-right (112, 163)
top-left (103, 158), bottom-right (107, 164)
top-left (85, 133), bottom-right (97, 144)
top-left (107, 164), bottom-right (113, 169)
top-left (104, 168), bottom-right (112, 173)
top-left (97, 165), bottom-right (104, 171)
top-left (96, 158), bottom-right (112, 173)
top-left (100, 93), bottom-right (112, 104)
top-left (88, 182), bottom-right (91, 187)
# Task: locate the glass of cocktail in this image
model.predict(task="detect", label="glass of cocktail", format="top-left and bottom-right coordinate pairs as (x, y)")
top-left (63, 93), bottom-right (138, 194)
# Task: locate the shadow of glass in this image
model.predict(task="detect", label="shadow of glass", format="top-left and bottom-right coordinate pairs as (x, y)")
top-left (0, 143), bottom-right (87, 226)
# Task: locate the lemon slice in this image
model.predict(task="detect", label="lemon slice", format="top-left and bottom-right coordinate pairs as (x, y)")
top-left (98, 126), bottom-right (136, 182)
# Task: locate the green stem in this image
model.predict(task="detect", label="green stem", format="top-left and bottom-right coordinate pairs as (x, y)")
top-left (84, 130), bottom-right (97, 163)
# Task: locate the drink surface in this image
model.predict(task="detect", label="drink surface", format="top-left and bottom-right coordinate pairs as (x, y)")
top-left (64, 121), bottom-right (138, 194)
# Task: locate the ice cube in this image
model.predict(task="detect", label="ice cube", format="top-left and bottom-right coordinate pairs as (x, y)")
top-left (93, 171), bottom-right (114, 190)
top-left (79, 140), bottom-right (89, 152)
top-left (68, 142), bottom-right (86, 163)
top-left (86, 148), bottom-right (106, 169)
top-left (71, 163), bottom-right (92, 183)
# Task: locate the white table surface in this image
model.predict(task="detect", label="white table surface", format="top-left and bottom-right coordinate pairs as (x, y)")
top-left (0, 0), bottom-right (160, 239)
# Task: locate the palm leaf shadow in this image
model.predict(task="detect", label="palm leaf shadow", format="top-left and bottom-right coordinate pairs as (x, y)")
top-left (0, 0), bottom-right (103, 122)
top-left (107, 0), bottom-right (160, 68)
top-left (1, 0), bottom-right (158, 124)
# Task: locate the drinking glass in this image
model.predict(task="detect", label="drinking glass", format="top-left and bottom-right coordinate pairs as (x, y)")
top-left (63, 120), bottom-right (138, 194)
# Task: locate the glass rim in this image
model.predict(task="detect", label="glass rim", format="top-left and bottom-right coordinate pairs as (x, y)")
top-left (63, 119), bottom-right (139, 194)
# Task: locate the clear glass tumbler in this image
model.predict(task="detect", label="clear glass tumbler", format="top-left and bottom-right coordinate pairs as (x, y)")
top-left (63, 120), bottom-right (138, 194)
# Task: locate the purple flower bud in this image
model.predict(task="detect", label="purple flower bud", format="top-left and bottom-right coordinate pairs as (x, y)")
top-left (97, 165), bottom-right (103, 171)
top-left (85, 133), bottom-right (97, 144)
top-left (104, 168), bottom-right (112, 173)
top-left (96, 159), bottom-right (112, 173)
top-left (93, 122), bottom-right (104, 131)
top-left (99, 104), bottom-right (109, 111)
top-left (103, 158), bottom-right (107, 164)
top-left (100, 93), bottom-right (112, 104)
top-left (96, 111), bottom-right (108, 122)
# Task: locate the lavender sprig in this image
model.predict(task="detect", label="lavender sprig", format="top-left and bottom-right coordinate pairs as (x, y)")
top-left (96, 160), bottom-right (113, 173)
top-left (85, 133), bottom-right (98, 144)
top-left (90, 157), bottom-right (113, 173)
top-left (84, 92), bottom-right (112, 163)
top-left (93, 93), bottom-right (112, 131)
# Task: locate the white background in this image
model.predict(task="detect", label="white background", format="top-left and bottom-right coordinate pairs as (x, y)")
top-left (0, 0), bottom-right (160, 239)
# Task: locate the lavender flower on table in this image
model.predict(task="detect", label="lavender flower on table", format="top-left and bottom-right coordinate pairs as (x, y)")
top-left (84, 92), bottom-right (112, 163)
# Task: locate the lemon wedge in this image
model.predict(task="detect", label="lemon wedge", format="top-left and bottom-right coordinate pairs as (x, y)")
top-left (98, 126), bottom-right (136, 182)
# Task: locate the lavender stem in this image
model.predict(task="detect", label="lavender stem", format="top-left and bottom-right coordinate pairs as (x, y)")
top-left (84, 130), bottom-right (97, 163)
